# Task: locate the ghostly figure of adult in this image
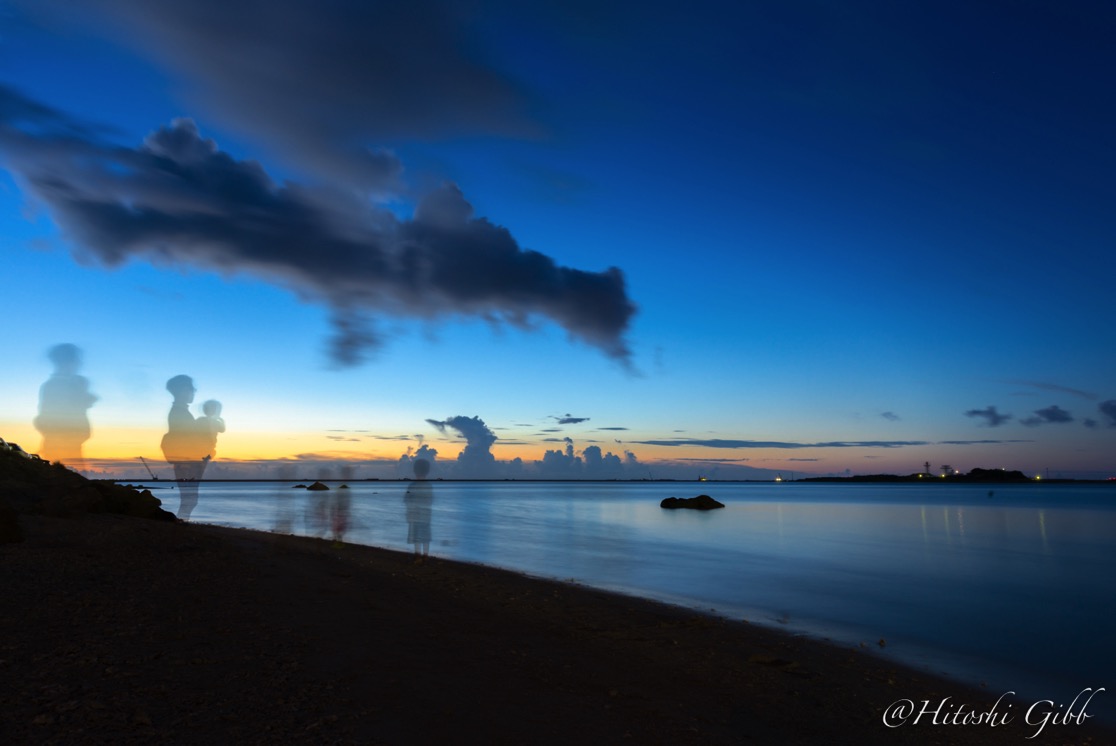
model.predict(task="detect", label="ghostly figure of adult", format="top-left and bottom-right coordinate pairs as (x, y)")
top-left (404, 458), bottom-right (434, 563)
top-left (34, 343), bottom-right (97, 466)
top-left (160, 375), bottom-right (209, 520)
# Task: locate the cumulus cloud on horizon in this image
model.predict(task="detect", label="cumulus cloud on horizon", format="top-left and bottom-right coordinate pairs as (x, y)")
top-left (425, 415), bottom-right (499, 477)
top-left (0, 87), bottom-right (637, 366)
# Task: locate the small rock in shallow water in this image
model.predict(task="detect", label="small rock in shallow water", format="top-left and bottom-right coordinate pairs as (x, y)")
top-left (660, 494), bottom-right (725, 510)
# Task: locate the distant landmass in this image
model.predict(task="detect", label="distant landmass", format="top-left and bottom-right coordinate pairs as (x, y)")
top-left (802, 468), bottom-right (1037, 483)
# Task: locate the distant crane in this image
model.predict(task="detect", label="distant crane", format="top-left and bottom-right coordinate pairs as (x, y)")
top-left (138, 456), bottom-right (159, 481)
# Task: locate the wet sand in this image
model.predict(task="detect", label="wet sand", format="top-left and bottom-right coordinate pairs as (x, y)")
top-left (2, 513), bottom-right (1110, 744)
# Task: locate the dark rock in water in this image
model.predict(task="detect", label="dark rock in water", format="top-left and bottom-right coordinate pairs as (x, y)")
top-left (293, 484), bottom-right (308, 489)
top-left (339, 484), bottom-right (349, 489)
top-left (660, 494), bottom-right (725, 510)
top-left (306, 481), bottom-right (330, 491)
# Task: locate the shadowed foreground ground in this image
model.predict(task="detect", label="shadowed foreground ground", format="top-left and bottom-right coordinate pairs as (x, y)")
top-left (2, 513), bottom-right (1111, 745)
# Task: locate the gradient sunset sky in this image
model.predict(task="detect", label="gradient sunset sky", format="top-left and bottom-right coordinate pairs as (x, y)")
top-left (1, 1), bottom-right (1114, 480)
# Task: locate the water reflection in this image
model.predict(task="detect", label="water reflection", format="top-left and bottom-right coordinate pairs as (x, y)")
top-left (178, 481), bottom-right (1116, 716)
top-left (273, 466), bottom-right (297, 533)
top-left (329, 485), bottom-right (352, 545)
top-left (34, 343), bottom-right (97, 466)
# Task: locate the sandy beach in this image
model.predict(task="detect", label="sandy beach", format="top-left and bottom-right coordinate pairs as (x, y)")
top-left (3, 508), bottom-right (1111, 745)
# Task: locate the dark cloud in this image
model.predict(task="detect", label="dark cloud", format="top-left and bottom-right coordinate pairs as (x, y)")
top-left (21, 0), bottom-right (538, 189)
top-left (938, 439), bottom-right (1031, 445)
top-left (553, 414), bottom-right (590, 425)
top-left (598, 426), bottom-right (629, 431)
top-left (1099, 400), bottom-right (1116, 427)
top-left (0, 88), bottom-right (636, 365)
top-left (880, 411), bottom-right (900, 421)
top-left (633, 439), bottom-right (930, 449)
top-left (964, 406), bottom-right (1012, 427)
top-left (1021, 405), bottom-right (1074, 427)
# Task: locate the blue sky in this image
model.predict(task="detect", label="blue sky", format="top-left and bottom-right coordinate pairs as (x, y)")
top-left (1, 1), bottom-right (1114, 479)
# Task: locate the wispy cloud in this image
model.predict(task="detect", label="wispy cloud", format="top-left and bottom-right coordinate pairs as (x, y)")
top-left (1007, 380), bottom-right (1098, 401)
top-left (20, 0), bottom-right (538, 188)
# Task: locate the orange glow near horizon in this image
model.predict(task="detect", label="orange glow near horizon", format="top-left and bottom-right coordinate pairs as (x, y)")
top-left (0, 421), bottom-right (409, 463)
top-left (12, 417), bottom-right (1025, 477)
top-left (2, 418), bottom-right (818, 474)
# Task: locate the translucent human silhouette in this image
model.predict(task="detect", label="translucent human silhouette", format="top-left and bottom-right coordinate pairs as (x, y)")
top-left (33, 343), bottom-right (98, 466)
top-left (328, 484), bottom-right (351, 546)
top-left (272, 465), bottom-right (297, 534)
top-left (404, 458), bottom-right (434, 563)
top-left (159, 375), bottom-right (216, 521)
top-left (197, 399), bottom-right (226, 460)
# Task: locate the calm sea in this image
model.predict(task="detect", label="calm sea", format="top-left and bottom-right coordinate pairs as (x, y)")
top-left (145, 479), bottom-right (1116, 715)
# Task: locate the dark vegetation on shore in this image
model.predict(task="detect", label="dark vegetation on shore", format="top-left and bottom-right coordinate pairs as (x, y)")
top-left (0, 442), bottom-right (174, 542)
